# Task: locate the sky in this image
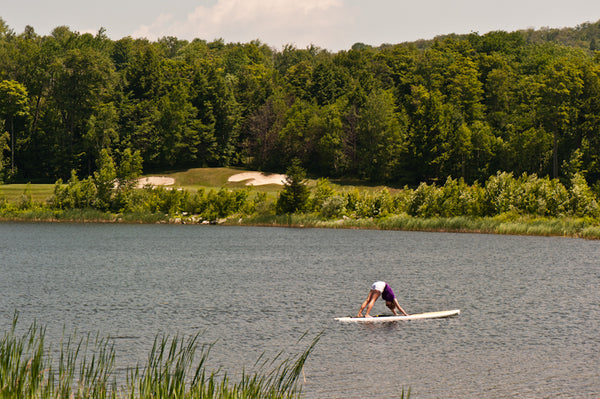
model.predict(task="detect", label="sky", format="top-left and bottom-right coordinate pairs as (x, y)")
top-left (3, 0), bottom-right (600, 51)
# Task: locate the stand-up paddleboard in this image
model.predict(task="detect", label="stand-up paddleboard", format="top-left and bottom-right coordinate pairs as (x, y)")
top-left (335, 309), bottom-right (460, 323)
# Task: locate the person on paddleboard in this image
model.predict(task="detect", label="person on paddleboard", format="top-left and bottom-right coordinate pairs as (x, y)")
top-left (357, 281), bottom-right (408, 318)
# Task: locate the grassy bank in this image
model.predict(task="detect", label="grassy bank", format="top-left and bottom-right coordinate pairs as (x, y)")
top-left (2, 168), bottom-right (600, 239)
top-left (2, 205), bottom-right (600, 239)
top-left (235, 213), bottom-right (600, 239)
top-left (0, 316), bottom-right (319, 399)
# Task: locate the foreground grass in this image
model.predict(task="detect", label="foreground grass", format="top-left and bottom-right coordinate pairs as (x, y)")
top-left (0, 317), bottom-right (319, 399)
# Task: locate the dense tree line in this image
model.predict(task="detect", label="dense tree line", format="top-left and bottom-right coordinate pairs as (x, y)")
top-left (2, 18), bottom-right (600, 188)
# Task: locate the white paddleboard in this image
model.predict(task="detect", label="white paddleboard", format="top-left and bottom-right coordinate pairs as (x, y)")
top-left (335, 309), bottom-right (460, 323)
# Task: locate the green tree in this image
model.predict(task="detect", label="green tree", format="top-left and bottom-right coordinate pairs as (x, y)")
top-left (276, 159), bottom-right (310, 214)
top-left (156, 75), bottom-right (207, 168)
top-left (192, 66), bottom-right (240, 166)
top-left (405, 84), bottom-right (446, 183)
top-left (279, 99), bottom-right (320, 166)
top-left (8, 27), bottom-right (65, 180)
top-left (537, 55), bottom-right (585, 179)
top-left (93, 148), bottom-right (116, 210)
top-left (576, 61), bottom-right (600, 182)
top-left (356, 88), bottom-right (406, 182)
top-left (51, 47), bottom-right (115, 175)
top-left (84, 102), bottom-right (118, 161)
top-left (0, 79), bottom-right (29, 176)
top-left (113, 148), bottom-right (143, 211)
top-left (125, 44), bottom-right (162, 100)
top-left (313, 103), bottom-right (347, 176)
top-left (244, 92), bottom-right (287, 171)
top-left (285, 61), bottom-right (313, 100)
top-left (309, 61), bottom-right (348, 106)
top-left (116, 148), bottom-right (142, 188)
top-left (0, 126), bottom-right (9, 181)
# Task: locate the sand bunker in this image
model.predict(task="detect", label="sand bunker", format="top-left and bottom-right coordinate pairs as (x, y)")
top-left (135, 173), bottom-right (285, 188)
top-left (136, 176), bottom-right (175, 188)
top-left (228, 172), bottom-right (286, 186)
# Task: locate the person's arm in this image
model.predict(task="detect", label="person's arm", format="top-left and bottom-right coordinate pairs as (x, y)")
top-left (393, 298), bottom-right (408, 316)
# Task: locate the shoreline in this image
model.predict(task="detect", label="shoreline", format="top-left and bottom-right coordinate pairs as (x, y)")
top-left (2, 212), bottom-right (598, 240)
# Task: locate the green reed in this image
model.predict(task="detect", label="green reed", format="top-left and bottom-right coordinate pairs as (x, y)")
top-left (374, 214), bottom-right (600, 239)
top-left (0, 315), bottom-right (117, 399)
top-left (125, 332), bottom-right (320, 399)
top-left (1, 315), bottom-right (319, 399)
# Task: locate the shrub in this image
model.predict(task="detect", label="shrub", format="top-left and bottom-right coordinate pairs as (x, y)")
top-left (408, 182), bottom-right (439, 217)
top-left (310, 178), bottom-right (336, 212)
top-left (569, 173), bottom-right (600, 217)
top-left (51, 170), bottom-right (97, 210)
top-left (320, 195), bottom-right (346, 218)
top-left (484, 171), bottom-right (518, 215)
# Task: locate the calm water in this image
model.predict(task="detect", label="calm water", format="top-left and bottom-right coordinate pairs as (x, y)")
top-left (0, 222), bottom-right (598, 398)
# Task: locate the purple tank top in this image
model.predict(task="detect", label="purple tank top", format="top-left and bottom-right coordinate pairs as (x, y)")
top-left (382, 283), bottom-right (395, 301)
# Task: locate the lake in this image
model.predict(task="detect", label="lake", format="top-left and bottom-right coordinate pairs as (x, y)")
top-left (0, 222), bottom-right (598, 398)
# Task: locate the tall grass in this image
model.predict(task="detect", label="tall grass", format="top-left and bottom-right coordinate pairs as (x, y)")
top-left (0, 316), bottom-right (319, 399)
top-left (371, 214), bottom-right (600, 238)
top-left (581, 225), bottom-right (600, 239)
top-left (118, 211), bottom-right (168, 224)
top-left (0, 207), bottom-right (117, 223)
top-left (231, 212), bottom-right (600, 239)
top-left (238, 214), bottom-right (325, 228)
top-left (0, 317), bottom-right (117, 399)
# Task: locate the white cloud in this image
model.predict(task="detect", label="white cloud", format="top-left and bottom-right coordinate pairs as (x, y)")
top-left (133, 0), bottom-right (353, 50)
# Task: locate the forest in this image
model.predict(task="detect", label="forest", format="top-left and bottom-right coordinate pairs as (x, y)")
top-left (2, 18), bottom-right (600, 188)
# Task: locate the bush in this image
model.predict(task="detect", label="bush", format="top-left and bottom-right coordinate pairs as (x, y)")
top-left (203, 188), bottom-right (248, 220)
top-left (310, 178), bottom-right (335, 212)
top-left (484, 171), bottom-right (518, 215)
top-left (408, 182), bottom-right (439, 217)
top-left (320, 195), bottom-right (346, 218)
top-left (569, 173), bottom-right (600, 217)
top-left (51, 170), bottom-right (97, 210)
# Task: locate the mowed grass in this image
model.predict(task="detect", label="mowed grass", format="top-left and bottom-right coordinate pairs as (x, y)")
top-left (0, 168), bottom-right (398, 206)
top-left (0, 184), bottom-right (55, 202)
top-left (161, 167), bottom-right (289, 192)
top-left (165, 167), bottom-right (249, 189)
top-left (0, 168), bottom-right (291, 204)
top-left (0, 168), bottom-right (391, 205)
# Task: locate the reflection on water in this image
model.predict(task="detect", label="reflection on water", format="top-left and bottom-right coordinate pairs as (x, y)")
top-left (1, 222), bottom-right (599, 398)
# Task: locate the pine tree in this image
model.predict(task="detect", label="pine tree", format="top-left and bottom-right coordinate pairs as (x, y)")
top-left (276, 159), bottom-right (310, 214)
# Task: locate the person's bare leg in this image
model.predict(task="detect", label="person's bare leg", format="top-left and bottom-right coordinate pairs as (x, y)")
top-left (358, 290), bottom-right (380, 317)
top-left (363, 290), bottom-right (381, 317)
